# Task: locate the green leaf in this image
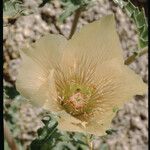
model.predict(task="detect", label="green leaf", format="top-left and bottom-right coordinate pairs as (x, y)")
top-left (30, 115), bottom-right (59, 150)
top-left (124, 1), bottom-right (138, 17)
top-left (112, 0), bottom-right (148, 49)
top-left (29, 114), bottom-right (89, 150)
top-left (59, 0), bottom-right (91, 22)
top-left (59, 3), bottom-right (80, 22)
top-left (4, 86), bottom-right (20, 99)
top-left (3, 0), bottom-right (25, 19)
top-left (134, 9), bottom-right (146, 28)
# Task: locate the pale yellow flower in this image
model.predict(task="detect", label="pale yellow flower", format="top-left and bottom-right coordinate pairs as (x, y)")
top-left (16, 15), bottom-right (147, 136)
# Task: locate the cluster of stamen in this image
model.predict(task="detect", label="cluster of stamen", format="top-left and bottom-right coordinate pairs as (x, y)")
top-left (62, 90), bottom-right (87, 115)
top-left (57, 81), bottom-right (97, 117)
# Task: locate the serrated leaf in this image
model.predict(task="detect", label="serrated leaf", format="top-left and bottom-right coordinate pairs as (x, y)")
top-left (138, 39), bottom-right (147, 49)
top-left (134, 10), bottom-right (146, 28)
top-left (140, 27), bottom-right (148, 41)
top-left (112, 0), bottom-right (148, 49)
top-left (124, 1), bottom-right (138, 17)
top-left (30, 115), bottom-right (61, 150)
top-left (31, 119), bottom-right (58, 145)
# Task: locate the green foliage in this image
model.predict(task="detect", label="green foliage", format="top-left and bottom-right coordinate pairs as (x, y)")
top-left (4, 96), bottom-right (22, 137)
top-left (113, 0), bottom-right (148, 49)
top-left (30, 114), bottom-right (89, 150)
top-left (59, 0), bottom-right (91, 22)
top-left (4, 139), bottom-right (11, 150)
top-left (4, 94), bottom-right (25, 150)
top-left (4, 86), bottom-right (20, 99)
top-left (3, 0), bottom-right (25, 19)
top-left (30, 115), bottom-right (59, 150)
top-left (37, 0), bottom-right (91, 22)
top-left (30, 114), bottom-right (117, 149)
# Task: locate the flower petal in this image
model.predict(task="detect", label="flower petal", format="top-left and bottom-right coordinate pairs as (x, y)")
top-left (42, 69), bottom-right (61, 112)
top-left (16, 50), bottom-right (47, 102)
top-left (85, 120), bottom-right (107, 136)
top-left (86, 59), bottom-right (147, 135)
top-left (16, 57), bottom-right (60, 111)
top-left (16, 34), bottom-right (67, 108)
top-left (57, 111), bottom-right (86, 133)
top-left (22, 34), bottom-right (67, 72)
top-left (95, 59), bottom-right (147, 106)
top-left (61, 14), bottom-right (124, 67)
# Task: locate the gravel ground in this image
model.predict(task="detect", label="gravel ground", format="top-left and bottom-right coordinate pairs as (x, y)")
top-left (3, 0), bottom-right (148, 150)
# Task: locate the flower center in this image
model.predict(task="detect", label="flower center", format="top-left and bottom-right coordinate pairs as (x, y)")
top-left (59, 82), bottom-right (94, 116)
top-left (63, 92), bottom-right (85, 115)
top-left (54, 58), bottom-right (99, 118)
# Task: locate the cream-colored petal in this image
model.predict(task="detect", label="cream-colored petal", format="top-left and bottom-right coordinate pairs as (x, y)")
top-left (32, 83), bottom-right (62, 112)
top-left (95, 59), bottom-right (147, 106)
top-left (16, 51), bottom-right (60, 111)
top-left (16, 34), bottom-right (67, 109)
top-left (22, 34), bottom-right (67, 73)
top-left (42, 70), bottom-right (61, 112)
top-left (85, 105), bottom-right (117, 136)
top-left (16, 50), bottom-right (47, 101)
top-left (85, 120), bottom-right (108, 136)
top-left (85, 59), bottom-right (147, 136)
top-left (56, 111), bottom-right (86, 133)
top-left (61, 14), bottom-right (124, 68)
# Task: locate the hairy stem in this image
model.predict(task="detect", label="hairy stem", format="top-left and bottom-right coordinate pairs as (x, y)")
top-left (4, 120), bottom-right (19, 150)
top-left (68, 7), bottom-right (82, 39)
top-left (125, 47), bottom-right (148, 65)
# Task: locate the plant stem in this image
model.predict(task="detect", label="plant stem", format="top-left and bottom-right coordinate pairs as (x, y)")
top-left (124, 47), bottom-right (148, 65)
top-left (89, 141), bottom-right (93, 150)
top-left (68, 7), bottom-right (82, 39)
top-left (4, 120), bottom-right (19, 150)
top-left (86, 134), bottom-right (94, 150)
